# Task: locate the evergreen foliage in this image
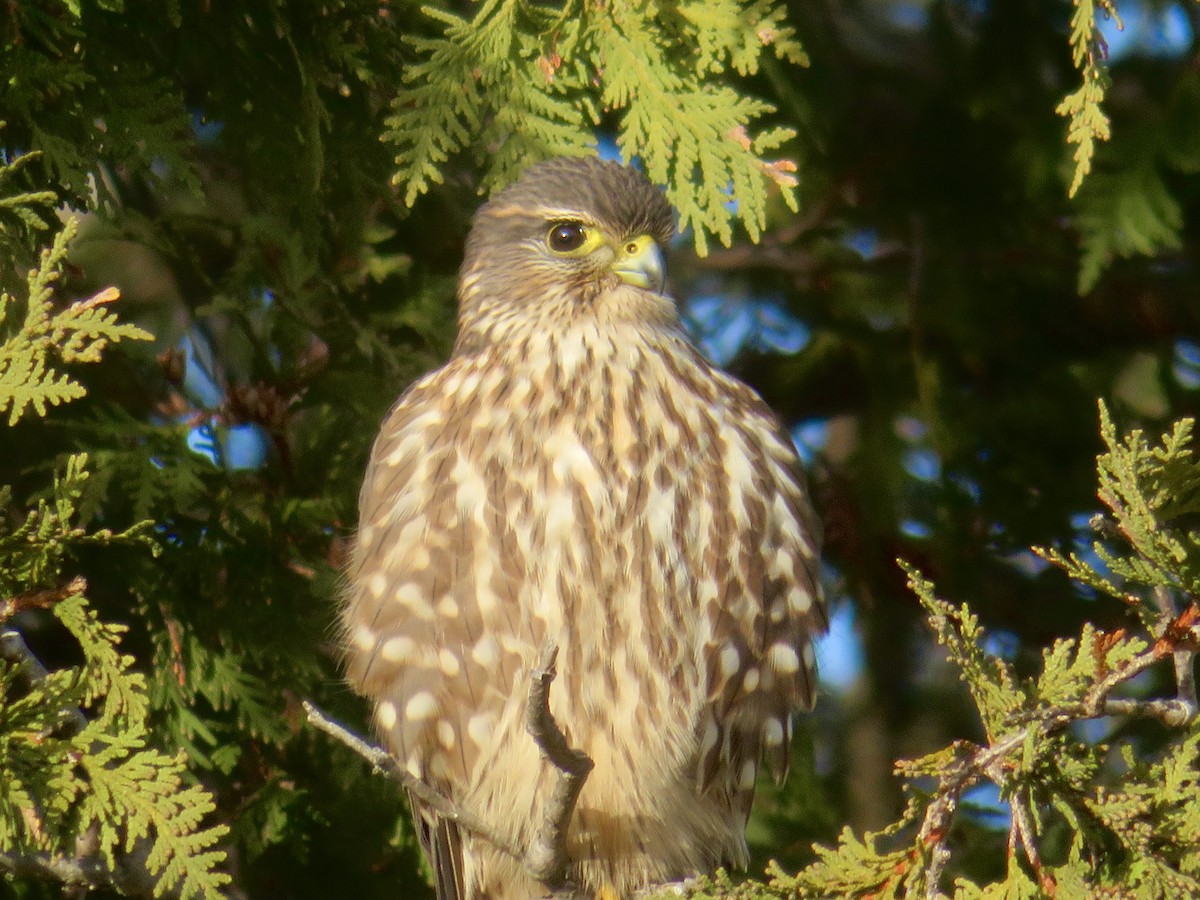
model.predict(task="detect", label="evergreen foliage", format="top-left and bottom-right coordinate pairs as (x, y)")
top-left (1, 2), bottom-right (1199, 898)
top-left (384, 0), bottom-right (804, 253)
top-left (1, 185), bottom-right (228, 894)
top-left (1057, 0), bottom-right (1120, 198)
top-left (1, 213), bottom-right (152, 424)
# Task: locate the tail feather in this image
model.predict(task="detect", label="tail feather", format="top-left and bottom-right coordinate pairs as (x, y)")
top-left (411, 795), bottom-right (465, 900)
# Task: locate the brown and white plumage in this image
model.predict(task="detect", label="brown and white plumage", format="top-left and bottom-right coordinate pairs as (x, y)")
top-left (342, 156), bottom-right (826, 899)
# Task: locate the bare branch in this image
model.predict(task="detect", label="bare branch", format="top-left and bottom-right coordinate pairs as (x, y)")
top-left (0, 848), bottom-right (158, 898)
top-left (301, 700), bottom-right (523, 862)
top-left (309, 644), bottom-right (595, 894)
top-left (1152, 587), bottom-right (1198, 723)
top-left (0, 850), bottom-right (116, 893)
top-left (523, 642), bottom-right (595, 889)
top-left (916, 750), bottom-right (966, 898)
top-left (1101, 697), bottom-right (1195, 726)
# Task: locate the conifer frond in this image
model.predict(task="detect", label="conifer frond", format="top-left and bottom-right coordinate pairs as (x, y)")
top-left (0, 452), bottom-right (154, 597)
top-left (0, 144), bottom-right (57, 235)
top-left (673, 0), bottom-right (807, 76)
top-left (774, 819), bottom-right (921, 898)
top-left (384, 1), bottom-right (591, 204)
top-left (1037, 400), bottom-right (1200, 611)
top-left (1057, 0), bottom-right (1120, 197)
top-left (1, 178), bottom-right (226, 896)
top-left (385, 0), bottom-right (802, 253)
top-left (73, 726), bottom-right (230, 899)
top-left (0, 217), bottom-right (152, 425)
top-left (2, 589), bottom-right (231, 899)
top-left (1073, 159), bottom-right (1184, 293)
top-left (55, 592), bottom-right (149, 723)
top-left (1, 455), bottom-right (227, 896)
top-left (904, 565), bottom-right (1022, 741)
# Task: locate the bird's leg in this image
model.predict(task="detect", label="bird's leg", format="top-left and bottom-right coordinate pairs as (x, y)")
top-left (524, 641), bottom-right (595, 891)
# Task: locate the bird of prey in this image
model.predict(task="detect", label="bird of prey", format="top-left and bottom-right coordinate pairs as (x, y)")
top-left (342, 156), bottom-right (825, 899)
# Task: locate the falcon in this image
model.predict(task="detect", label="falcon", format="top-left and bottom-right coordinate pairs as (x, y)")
top-left (342, 156), bottom-right (826, 899)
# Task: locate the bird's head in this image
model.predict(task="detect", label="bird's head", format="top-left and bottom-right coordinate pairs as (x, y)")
top-left (456, 156), bottom-right (677, 350)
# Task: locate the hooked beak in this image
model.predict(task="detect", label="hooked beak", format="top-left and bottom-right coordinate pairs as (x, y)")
top-left (611, 235), bottom-right (665, 293)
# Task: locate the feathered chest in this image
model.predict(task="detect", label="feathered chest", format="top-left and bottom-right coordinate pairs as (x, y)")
top-left (378, 326), bottom-right (722, 526)
top-left (360, 325), bottom-right (738, 637)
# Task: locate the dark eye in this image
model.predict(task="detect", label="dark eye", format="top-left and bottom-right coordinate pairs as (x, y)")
top-left (548, 222), bottom-right (587, 252)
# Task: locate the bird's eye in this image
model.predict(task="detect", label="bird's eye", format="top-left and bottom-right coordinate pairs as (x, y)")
top-left (547, 222), bottom-right (588, 253)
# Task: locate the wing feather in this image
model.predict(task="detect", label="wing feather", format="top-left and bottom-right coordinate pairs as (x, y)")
top-left (696, 366), bottom-right (826, 802)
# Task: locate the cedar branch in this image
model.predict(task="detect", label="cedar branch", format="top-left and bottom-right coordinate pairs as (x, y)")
top-left (0, 619), bottom-right (158, 898)
top-left (917, 605), bottom-right (1200, 896)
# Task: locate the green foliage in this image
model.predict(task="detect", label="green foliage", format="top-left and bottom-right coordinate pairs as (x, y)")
top-left (1, 591), bottom-right (231, 899)
top-left (1057, 0), bottom-right (1120, 197)
top-left (1039, 400), bottom-right (1200, 616)
top-left (2, 590), bottom-right (231, 899)
top-left (1059, 11), bottom-right (1200, 292)
top-left (0, 143), bottom-right (56, 237)
top-left (0, 458), bottom-right (233, 899)
top-left (1, 5), bottom-right (194, 206)
top-left (0, 168), bottom-right (228, 897)
top-left (1069, 72), bottom-right (1200, 292)
top-left (1073, 156), bottom-right (1183, 293)
top-left (0, 452), bottom-right (152, 600)
top-left (0, 207), bottom-right (151, 424)
top-left (385, 0), bottom-right (803, 253)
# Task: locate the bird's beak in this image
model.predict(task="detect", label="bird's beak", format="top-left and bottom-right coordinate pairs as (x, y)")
top-left (611, 235), bottom-right (665, 293)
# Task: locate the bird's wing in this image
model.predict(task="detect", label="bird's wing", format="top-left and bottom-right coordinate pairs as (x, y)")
top-left (694, 369), bottom-right (826, 816)
top-left (343, 354), bottom-right (531, 897)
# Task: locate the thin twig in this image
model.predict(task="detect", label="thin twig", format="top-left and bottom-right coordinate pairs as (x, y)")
top-left (0, 575), bottom-right (87, 625)
top-left (1000, 782), bottom-right (1050, 894)
top-left (523, 642), bottom-right (595, 889)
top-left (1152, 586), bottom-right (1198, 723)
top-left (301, 701), bottom-right (523, 862)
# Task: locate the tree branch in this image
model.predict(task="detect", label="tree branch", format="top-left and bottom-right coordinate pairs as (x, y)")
top-left (307, 642), bottom-right (595, 893)
top-left (1152, 586), bottom-right (1198, 723)
top-left (0, 576), bottom-right (87, 624)
top-left (523, 642), bottom-right (595, 889)
top-left (301, 700), bottom-right (523, 862)
top-left (0, 848), bottom-right (159, 898)
top-left (1, 850), bottom-right (110, 893)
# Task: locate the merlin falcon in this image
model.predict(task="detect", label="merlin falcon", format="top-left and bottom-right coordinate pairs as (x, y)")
top-left (342, 156), bottom-right (826, 898)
